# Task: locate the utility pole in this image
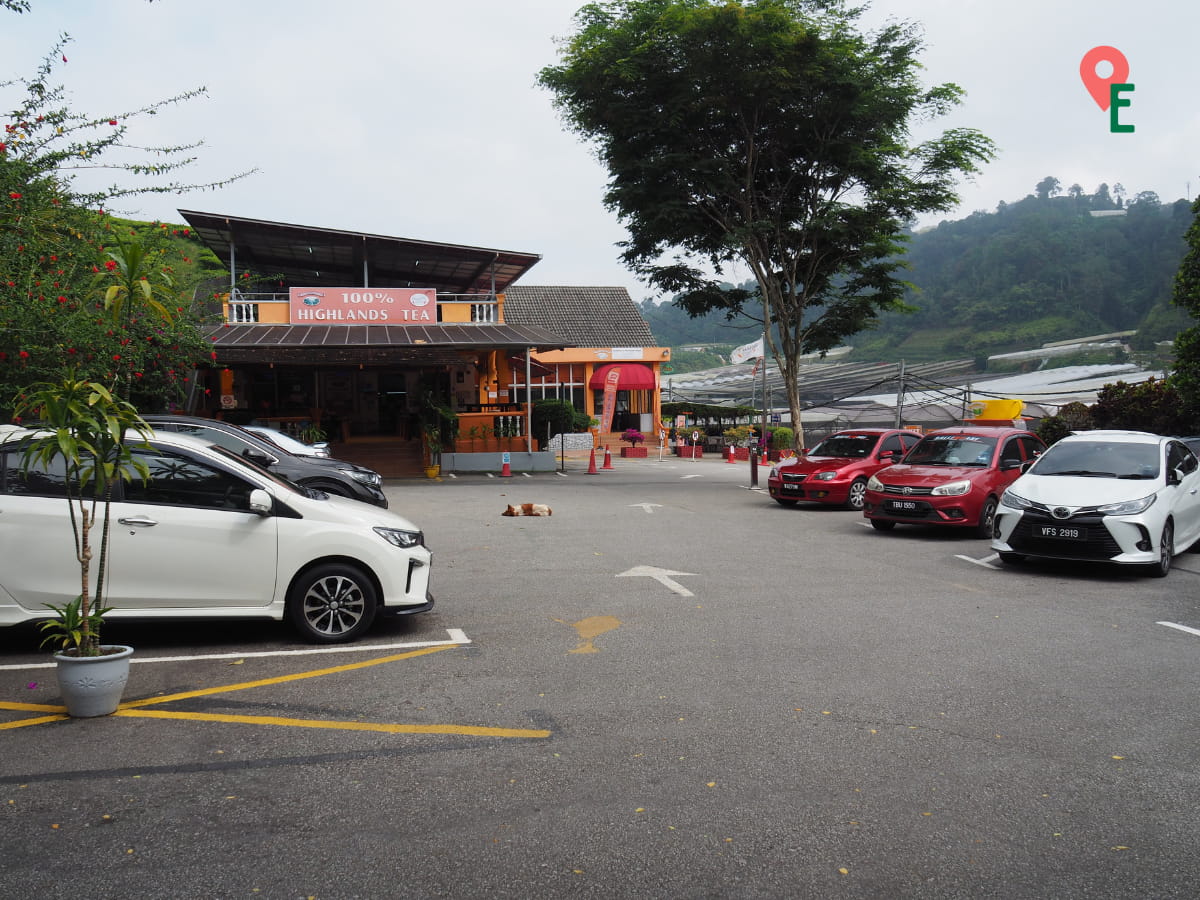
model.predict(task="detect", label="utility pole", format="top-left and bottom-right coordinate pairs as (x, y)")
top-left (893, 360), bottom-right (906, 428)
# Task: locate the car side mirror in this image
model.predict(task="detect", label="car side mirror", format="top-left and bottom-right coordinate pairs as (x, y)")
top-left (248, 488), bottom-right (273, 516)
top-left (1169, 467), bottom-right (1184, 486)
top-left (878, 450), bottom-right (896, 461)
top-left (1020, 460), bottom-right (1035, 473)
top-left (244, 447), bottom-right (277, 465)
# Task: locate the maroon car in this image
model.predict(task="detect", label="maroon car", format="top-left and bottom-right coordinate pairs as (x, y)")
top-left (767, 428), bottom-right (923, 510)
top-left (863, 426), bottom-right (1045, 537)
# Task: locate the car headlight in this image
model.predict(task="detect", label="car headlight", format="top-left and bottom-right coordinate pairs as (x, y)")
top-left (867, 474), bottom-right (884, 491)
top-left (1000, 489), bottom-right (1034, 509)
top-left (345, 468), bottom-right (383, 487)
top-left (931, 479), bottom-right (971, 496)
top-left (1097, 494), bottom-right (1157, 516)
top-left (813, 470), bottom-right (837, 481)
top-left (374, 526), bottom-right (424, 548)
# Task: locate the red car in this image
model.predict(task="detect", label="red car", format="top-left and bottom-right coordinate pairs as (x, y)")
top-left (862, 426), bottom-right (1045, 537)
top-left (768, 428), bottom-right (923, 510)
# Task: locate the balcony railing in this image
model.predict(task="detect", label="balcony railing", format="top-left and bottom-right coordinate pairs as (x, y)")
top-left (222, 291), bottom-right (500, 325)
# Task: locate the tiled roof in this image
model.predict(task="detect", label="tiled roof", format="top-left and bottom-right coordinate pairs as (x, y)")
top-left (503, 286), bottom-right (656, 348)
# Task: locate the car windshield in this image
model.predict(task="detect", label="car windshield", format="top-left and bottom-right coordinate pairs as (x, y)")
top-left (248, 427), bottom-right (309, 455)
top-left (808, 434), bottom-right (877, 458)
top-left (1033, 440), bottom-right (1160, 479)
top-left (904, 434), bottom-right (997, 467)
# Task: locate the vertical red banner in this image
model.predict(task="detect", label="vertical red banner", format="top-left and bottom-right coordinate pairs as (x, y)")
top-left (599, 367), bottom-right (621, 434)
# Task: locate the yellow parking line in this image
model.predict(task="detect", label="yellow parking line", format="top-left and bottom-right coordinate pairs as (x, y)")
top-left (119, 644), bottom-right (454, 710)
top-left (0, 713), bottom-right (67, 729)
top-left (2, 643), bottom-right (551, 739)
top-left (0, 701), bottom-right (66, 713)
top-left (117, 708), bottom-right (551, 739)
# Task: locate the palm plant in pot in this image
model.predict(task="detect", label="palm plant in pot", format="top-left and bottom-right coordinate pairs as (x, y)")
top-left (13, 376), bottom-right (153, 717)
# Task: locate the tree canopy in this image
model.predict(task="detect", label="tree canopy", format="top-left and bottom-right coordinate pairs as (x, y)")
top-left (1, 32), bottom-right (249, 418)
top-left (539, 0), bottom-right (994, 445)
top-left (1169, 196), bottom-right (1200, 419)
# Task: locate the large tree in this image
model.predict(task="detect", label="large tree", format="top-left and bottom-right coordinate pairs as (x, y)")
top-left (1, 35), bottom-right (249, 417)
top-left (539, 0), bottom-right (995, 445)
top-left (1169, 195), bottom-right (1200, 427)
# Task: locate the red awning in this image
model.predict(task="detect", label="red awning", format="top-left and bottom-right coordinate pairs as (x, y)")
top-left (588, 363), bottom-right (657, 390)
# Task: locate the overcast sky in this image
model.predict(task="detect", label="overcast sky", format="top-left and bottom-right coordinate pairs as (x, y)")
top-left (3, 1), bottom-right (1197, 304)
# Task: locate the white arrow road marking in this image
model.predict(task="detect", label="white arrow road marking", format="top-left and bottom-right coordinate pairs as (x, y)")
top-left (1159, 621), bottom-right (1200, 638)
top-left (957, 553), bottom-right (1000, 569)
top-left (629, 503), bottom-right (663, 514)
top-left (616, 565), bottom-right (698, 597)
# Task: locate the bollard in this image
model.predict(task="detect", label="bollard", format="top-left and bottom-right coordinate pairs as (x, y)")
top-left (750, 447), bottom-right (759, 487)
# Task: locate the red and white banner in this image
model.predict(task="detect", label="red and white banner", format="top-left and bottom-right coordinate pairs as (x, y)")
top-left (288, 287), bottom-right (436, 324)
top-left (730, 336), bottom-right (764, 365)
top-left (598, 366), bottom-right (621, 435)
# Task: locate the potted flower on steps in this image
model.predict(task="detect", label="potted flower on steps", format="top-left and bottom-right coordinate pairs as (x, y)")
top-left (13, 376), bottom-right (154, 717)
top-left (423, 425), bottom-right (443, 478)
top-left (620, 428), bottom-right (648, 457)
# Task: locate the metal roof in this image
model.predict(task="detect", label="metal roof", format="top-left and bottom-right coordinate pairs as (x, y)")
top-left (205, 322), bottom-right (573, 365)
top-left (179, 210), bottom-right (542, 295)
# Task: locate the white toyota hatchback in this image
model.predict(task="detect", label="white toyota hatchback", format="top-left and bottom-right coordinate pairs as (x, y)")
top-left (991, 430), bottom-right (1200, 577)
top-left (0, 427), bottom-right (432, 642)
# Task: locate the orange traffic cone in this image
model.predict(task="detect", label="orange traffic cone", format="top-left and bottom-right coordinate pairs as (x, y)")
top-left (500, 457), bottom-right (512, 477)
top-left (587, 447), bottom-right (599, 474)
top-left (602, 445), bottom-right (614, 469)
top-left (726, 445), bottom-right (736, 464)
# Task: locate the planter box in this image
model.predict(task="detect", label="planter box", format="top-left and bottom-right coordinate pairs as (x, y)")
top-left (734, 447), bottom-right (750, 460)
top-left (675, 446), bottom-right (703, 458)
top-left (620, 446), bottom-right (648, 457)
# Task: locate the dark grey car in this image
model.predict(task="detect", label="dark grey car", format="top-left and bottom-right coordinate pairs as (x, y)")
top-left (142, 415), bottom-right (387, 508)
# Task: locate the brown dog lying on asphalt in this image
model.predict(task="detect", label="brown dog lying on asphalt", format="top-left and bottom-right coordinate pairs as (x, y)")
top-left (501, 503), bottom-right (553, 517)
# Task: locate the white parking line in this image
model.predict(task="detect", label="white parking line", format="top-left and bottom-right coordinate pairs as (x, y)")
top-left (0, 628), bottom-right (472, 671)
top-left (957, 553), bottom-right (1000, 569)
top-left (1158, 621), bottom-right (1200, 639)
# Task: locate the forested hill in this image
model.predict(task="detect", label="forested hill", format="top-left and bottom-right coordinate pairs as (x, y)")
top-left (638, 190), bottom-right (1196, 366)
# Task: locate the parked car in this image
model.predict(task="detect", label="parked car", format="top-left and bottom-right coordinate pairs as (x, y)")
top-left (991, 430), bottom-right (1200, 577)
top-left (142, 415), bottom-right (386, 508)
top-left (245, 423), bottom-right (332, 458)
top-left (0, 427), bottom-right (432, 642)
top-left (767, 428), bottom-right (922, 510)
top-left (863, 426), bottom-right (1045, 537)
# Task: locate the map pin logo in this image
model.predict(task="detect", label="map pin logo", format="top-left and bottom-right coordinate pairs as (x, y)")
top-left (1080, 46), bottom-right (1130, 110)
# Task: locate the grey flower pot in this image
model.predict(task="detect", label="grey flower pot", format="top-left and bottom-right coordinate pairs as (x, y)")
top-left (53, 645), bottom-right (134, 718)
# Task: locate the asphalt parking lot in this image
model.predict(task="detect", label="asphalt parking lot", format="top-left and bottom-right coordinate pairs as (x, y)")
top-left (3, 452), bottom-right (1200, 899)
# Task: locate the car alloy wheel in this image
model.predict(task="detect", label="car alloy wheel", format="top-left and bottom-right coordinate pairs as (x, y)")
top-left (846, 478), bottom-right (868, 511)
top-left (1150, 520), bottom-right (1174, 578)
top-left (975, 497), bottom-right (998, 539)
top-left (288, 563), bottom-right (378, 642)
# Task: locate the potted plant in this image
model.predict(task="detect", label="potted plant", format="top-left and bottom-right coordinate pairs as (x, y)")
top-left (12, 376), bottom-right (154, 717)
top-left (422, 424), bottom-right (443, 478)
top-left (620, 428), bottom-right (648, 457)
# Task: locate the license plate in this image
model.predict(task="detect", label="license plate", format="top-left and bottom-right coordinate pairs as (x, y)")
top-left (782, 483), bottom-right (801, 493)
top-left (1037, 525), bottom-right (1086, 540)
top-left (888, 500), bottom-right (919, 511)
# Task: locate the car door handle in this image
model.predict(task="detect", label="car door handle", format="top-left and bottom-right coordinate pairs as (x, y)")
top-left (118, 516), bottom-right (158, 527)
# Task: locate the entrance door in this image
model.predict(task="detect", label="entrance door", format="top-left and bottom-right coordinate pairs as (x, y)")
top-left (378, 372), bottom-right (411, 437)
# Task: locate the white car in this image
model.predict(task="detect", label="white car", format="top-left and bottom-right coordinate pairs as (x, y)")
top-left (0, 427), bottom-right (432, 641)
top-left (991, 430), bottom-right (1200, 577)
top-left (244, 424), bottom-right (331, 458)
